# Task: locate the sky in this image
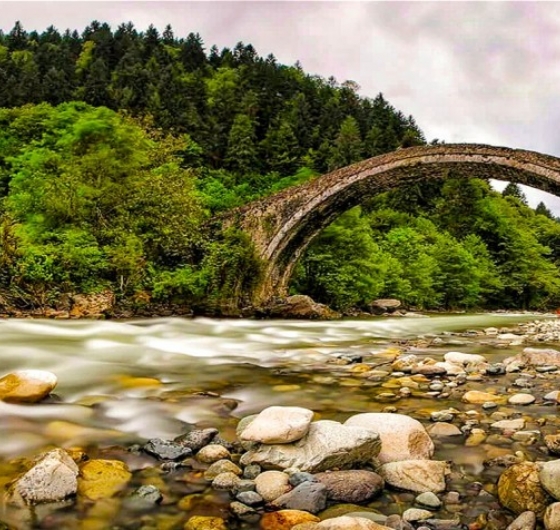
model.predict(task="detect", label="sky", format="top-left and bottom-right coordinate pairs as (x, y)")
top-left (2, 1), bottom-right (560, 214)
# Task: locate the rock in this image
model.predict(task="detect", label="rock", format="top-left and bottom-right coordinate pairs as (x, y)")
top-left (174, 428), bottom-right (219, 452)
top-left (444, 352), bottom-right (486, 365)
top-left (126, 485), bottom-right (163, 509)
top-left (266, 295), bottom-right (340, 320)
top-left (255, 470), bottom-right (291, 501)
top-left (546, 435), bottom-right (560, 455)
top-left (10, 448), bottom-right (78, 504)
top-left (370, 299), bottom-right (402, 314)
top-left (545, 391), bottom-right (560, 403)
top-left (290, 472), bottom-right (317, 487)
top-left (508, 394), bottom-right (536, 405)
top-left (344, 413), bottom-right (433, 463)
top-left (78, 459), bottom-right (132, 500)
top-left (185, 516), bottom-right (227, 530)
top-left (236, 491), bottom-right (263, 506)
top-left (271, 482), bottom-right (328, 513)
top-left (204, 460), bottom-right (242, 481)
top-left (70, 290), bottom-right (114, 317)
top-left (230, 501), bottom-right (260, 522)
top-left (241, 420), bottom-right (381, 473)
top-left (497, 462), bottom-right (551, 517)
top-left (240, 406), bottom-right (314, 444)
top-left (315, 517), bottom-right (393, 529)
top-left (415, 492), bottom-right (442, 509)
top-left (545, 503), bottom-right (560, 530)
top-left (505, 348), bottom-right (560, 367)
top-left (491, 419), bottom-right (525, 431)
top-left (143, 438), bottom-right (192, 461)
top-left (315, 470), bottom-right (384, 503)
top-left (243, 464), bottom-right (262, 479)
top-left (539, 460), bottom-right (560, 500)
top-left (212, 472), bottom-right (241, 491)
top-left (430, 411), bottom-right (454, 422)
top-left (0, 370), bottom-right (57, 403)
top-left (380, 460), bottom-right (449, 493)
top-left (426, 423), bottom-right (462, 437)
top-left (402, 509), bottom-right (433, 522)
top-left (196, 445), bottom-right (231, 464)
top-left (384, 515), bottom-right (414, 530)
top-left (506, 511), bottom-right (536, 530)
top-left (462, 391), bottom-right (505, 404)
top-left (260, 510), bottom-right (320, 529)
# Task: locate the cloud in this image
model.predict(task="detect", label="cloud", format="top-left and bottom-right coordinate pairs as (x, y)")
top-left (2, 1), bottom-right (560, 213)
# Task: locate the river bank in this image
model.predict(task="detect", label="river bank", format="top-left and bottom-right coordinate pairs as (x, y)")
top-left (1, 315), bottom-right (560, 529)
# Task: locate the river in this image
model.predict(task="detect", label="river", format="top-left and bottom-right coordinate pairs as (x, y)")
top-left (0, 313), bottom-right (556, 529)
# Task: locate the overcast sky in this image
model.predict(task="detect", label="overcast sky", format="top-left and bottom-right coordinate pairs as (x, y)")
top-left (2, 1), bottom-right (560, 213)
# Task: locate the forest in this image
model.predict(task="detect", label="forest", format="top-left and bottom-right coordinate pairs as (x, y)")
top-left (0, 20), bottom-right (559, 314)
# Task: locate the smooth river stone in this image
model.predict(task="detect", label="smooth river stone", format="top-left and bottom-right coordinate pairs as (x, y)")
top-left (240, 420), bottom-right (381, 473)
top-left (10, 448), bottom-right (78, 504)
top-left (506, 511), bottom-right (536, 530)
top-left (0, 370), bottom-right (57, 403)
top-left (545, 503), bottom-right (560, 530)
top-left (260, 510), bottom-right (320, 529)
top-left (491, 418), bottom-right (526, 431)
top-left (444, 351), bottom-right (487, 365)
top-left (462, 390), bottom-right (506, 404)
top-left (380, 460), bottom-right (449, 493)
top-left (504, 348), bottom-right (560, 367)
top-left (240, 406), bottom-right (314, 444)
top-left (344, 413), bottom-right (434, 463)
top-left (314, 470), bottom-right (384, 503)
top-left (508, 394), bottom-right (536, 405)
top-left (313, 516), bottom-right (393, 529)
top-left (539, 460), bottom-right (560, 500)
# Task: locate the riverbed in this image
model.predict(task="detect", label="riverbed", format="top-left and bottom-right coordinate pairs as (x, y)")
top-left (0, 313), bottom-right (558, 529)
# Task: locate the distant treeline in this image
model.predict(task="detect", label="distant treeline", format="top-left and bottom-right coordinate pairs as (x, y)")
top-left (0, 21), bottom-right (559, 313)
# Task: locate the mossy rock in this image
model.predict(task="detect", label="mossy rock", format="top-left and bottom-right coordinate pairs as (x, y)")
top-left (78, 460), bottom-right (132, 501)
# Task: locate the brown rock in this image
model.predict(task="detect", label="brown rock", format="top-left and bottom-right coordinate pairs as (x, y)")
top-left (497, 462), bottom-right (552, 517)
top-left (260, 510), bottom-right (320, 530)
top-left (266, 295), bottom-right (340, 320)
top-left (78, 460), bottom-right (132, 500)
top-left (315, 470), bottom-right (384, 502)
top-left (70, 290), bottom-right (114, 318)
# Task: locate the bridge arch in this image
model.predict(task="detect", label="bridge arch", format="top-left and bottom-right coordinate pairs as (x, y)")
top-left (232, 144), bottom-right (560, 306)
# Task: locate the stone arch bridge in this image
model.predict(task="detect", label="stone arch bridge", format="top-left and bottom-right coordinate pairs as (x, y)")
top-left (225, 144), bottom-right (560, 307)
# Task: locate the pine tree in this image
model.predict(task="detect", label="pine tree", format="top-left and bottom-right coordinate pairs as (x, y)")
top-left (225, 113), bottom-right (259, 175)
top-left (502, 182), bottom-right (528, 205)
top-left (328, 116), bottom-right (363, 170)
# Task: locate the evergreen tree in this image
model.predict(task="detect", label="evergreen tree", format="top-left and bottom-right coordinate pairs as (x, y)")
top-left (225, 113), bottom-right (259, 175)
top-left (328, 116), bottom-right (363, 170)
top-left (502, 182), bottom-right (528, 204)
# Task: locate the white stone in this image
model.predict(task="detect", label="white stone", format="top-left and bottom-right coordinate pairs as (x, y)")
top-left (12, 449), bottom-right (78, 504)
top-left (380, 460), bottom-right (449, 493)
top-left (444, 351), bottom-right (487, 365)
top-left (240, 406), bottom-right (314, 444)
top-left (240, 420), bottom-right (381, 473)
top-left (539, 460), bottom-right (560, 501)
top-left (491, 418), bottom-right (525, 431)
top-left (507, 511), bottom-right (536, 530)
top-left (344, 413), bottom-right (434, 464)
top-left (315, 516), bottom-right (392, 529)
top-left (545, 503), bottom-right (560, 530)
top-left (402, 508), bottom-right (433, 522)
top-left (508, 394), bottom-right (536, 405)
top-left (434, 362), bottom-right (465, 376)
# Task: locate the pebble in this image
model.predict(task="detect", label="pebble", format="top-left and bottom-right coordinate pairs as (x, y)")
top-left (174, 428), bottom-right (219, 452)
top-left (491, 418), bottom-right (525, 431)
top-left (430, 411), bottom-right (454, 422)
top-left (260, 510), bottom-right (320, 529)
top-left (212, 472), bottom-right (241, 491)
top-left (508, 393), bottom-right (536, 405)
top-left (143, 439), bottom-right (193, 461)
top-left (196, 444), bottom-right (231, 464)
top-left (545, 391), bottom-right (560, 402)
top-left (545, 503), bottom-right (560, 530)
top-left (236, 490), bottom-right (263, 506)
top-left (315, 470), bottom-right (384, 503)
top-left (506, 511), bottom-right (536, 530)
top-left (243, 464), bottom-right (262, 479)
top-left (229, 501), bottom-right (260, 522)
top-left (255, 470), bottom-right (291, 501)
top-left (402, 509), bottom-right (433, 522)
top-left (240, 406), bottom-right (314, 444)
top-left (203, 460), bottom-right (242, 480)
top-left (415, 492), bottom-right (442, 509)
top-left (271, 481), bottom-right (328, 513)
top-left (184, 516), bottom-right (227, 530)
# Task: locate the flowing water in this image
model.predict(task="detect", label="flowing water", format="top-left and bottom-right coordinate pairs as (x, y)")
top-left (0, 313), bottom-right (556, 529)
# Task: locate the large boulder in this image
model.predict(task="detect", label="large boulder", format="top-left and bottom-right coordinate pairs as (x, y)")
top-left (240, 420), bottom-right (381, 473)
top-left (504, 348), bottom-right (560, 367)
top-left (498, 462), bottom-right (552, 517)
top-left (240, 406), bottom-right (314, 444)
top-left (370, 299), bottom-right (402, 315)
top-left (266, 295), bottom-right (340, 320)
top-left (344, 413), bottom-right (434, 463)
top-left (379, 460), bottom-right (449, 493)
top-left (9, 448), bottom-right (78, 504)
